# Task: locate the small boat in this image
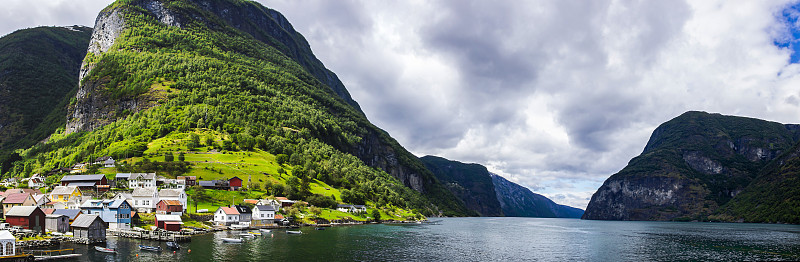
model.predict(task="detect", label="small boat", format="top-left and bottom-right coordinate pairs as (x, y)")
top-left (286, 230), bottom-right (302, 235)
top-left (166, 241), bottom-right (180, 250)
top-left (139, 245), bottom-right (162, 252)
top-left (315, 227), bottom-right (325, 230)
top-left (248, 232), bottom-right (261, 235)
top-left (259, 229), bottom-right (271, 233)
top-left (221, 238), bottom-right (243, 243)
top-left (230, 224), bottom-right (248, 230)
top-left (94, 246), bottom-right (116, 253)
top-left (240, 233), bottom-right (255, 238)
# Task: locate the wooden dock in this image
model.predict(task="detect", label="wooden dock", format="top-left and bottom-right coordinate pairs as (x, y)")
top-left (109, 229), bottom-right (192, 242)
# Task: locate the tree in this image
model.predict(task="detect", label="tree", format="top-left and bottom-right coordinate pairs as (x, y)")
top-left (178, 152), bottom-right (185, 161)
top-left (309, 206), bottom-right (322, 219)
top-left (276, 154), bottom-right (288, 166)
top-left (164, 152), bottom-right (174, 162)
top-left (371, 209), bottom-right (381, 223)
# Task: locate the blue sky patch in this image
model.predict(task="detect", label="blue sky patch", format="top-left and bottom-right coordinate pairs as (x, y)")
top-left (775, 3), bottom-right (800, 63)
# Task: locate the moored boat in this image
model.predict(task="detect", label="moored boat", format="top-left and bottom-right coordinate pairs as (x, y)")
top-left (166, 241), bottom-right (180, 250)
top-left (139, 245), bottom-right (162, 252)
top-left (315, 227), bottom-right (325, 230)
top-left (94, 246), bottom-right (116, 253)
top-left (221, 237), bottom-right (243, 243)
top-left (259, 229), bottom-right (271, 233)
top-left (286, 230), bottom-right (302, 234)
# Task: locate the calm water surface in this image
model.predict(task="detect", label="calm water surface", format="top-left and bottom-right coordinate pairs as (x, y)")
top-left (52, 217), bottom-right (800, 261)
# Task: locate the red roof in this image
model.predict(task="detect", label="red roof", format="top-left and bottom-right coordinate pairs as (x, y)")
top-left (220, 207), bottom-right (239, 215)
top-left (3, 193), bottom-right (31, 204)
top-left (2, 189), bottom-right (41, 197)
top-left (275, 214), bottom-right (284, 219)
top-left (159, 200), bottom-right (182, 206)
top-left (275, 197), bottom-right (289, 201)
top-left (243, 199), bottom-right (258, 204)
top-left (42, 208), bottom-right (55, 214)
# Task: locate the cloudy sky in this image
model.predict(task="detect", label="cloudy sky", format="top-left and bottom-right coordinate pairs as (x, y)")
top-left (3, 0), bottom-right (800, 209)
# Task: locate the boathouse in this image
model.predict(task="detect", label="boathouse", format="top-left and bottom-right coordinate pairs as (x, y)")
top-left (5, 206), bottom-right (45, 234)
top-left (45, 214), bottom-right (69, 233)
top-left (154, 214), bottom-right (183, 231)
top-left (71, 214), bottom-right (106, 242)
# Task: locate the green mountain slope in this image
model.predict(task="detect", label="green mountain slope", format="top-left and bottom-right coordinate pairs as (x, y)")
top-left (8, 0), bottom-right (468, 216)
top-left (491, 174), bottom-right (584, 218)
top-left (0, 26), bottom-right (92, 160)
top-left (583, 111), bottom-right (799, 221)
top-left (715, 140), bottom-right (800, 223)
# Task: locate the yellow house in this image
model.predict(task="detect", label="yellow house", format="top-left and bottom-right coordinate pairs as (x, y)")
top-left (1, 193), bottom-right (35, 219)
top-left (48, 186), bottom-right (82, 203)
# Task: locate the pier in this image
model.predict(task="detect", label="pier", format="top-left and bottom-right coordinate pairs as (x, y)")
top-left (108, 229), bottom-right (192, 242)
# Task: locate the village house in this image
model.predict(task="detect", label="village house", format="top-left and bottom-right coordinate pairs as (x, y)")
top-left (80, 199), bottom-right (132, 230)
top-left (337, 204), bottom-right (353, 213)
top-left (48, 186), bottom-right (82, 203)
top-left (45, 198), bottom-right (82, 210)
top-left (2, 188), bottom-right (42, 197)
top-left (0, 231), bottom-right (15, 257)
top-left (26, 174), bottom-right (46, 189)
top-left (60, 174), bottom-right (108, 193)
top-left (70, 214), bottom-right (106, 242)
top-left (154, 214), bottom-right (183, 231)
top-left (156, 200), bottom-right (183, 216)
top-left (131, 187), bottom-right (158, 213)
top-left (127, 173), bottom-right (157, 188)
top-left (234, 205), bottom-right (252, 226)
top-left (337, 204), bottom-right (367, 213)
top-left (94, 156), bottom-right (115, 167)
top-left (213, 206), bottom-right (240, 226)
top-left (5, 206), bottom-right (45, 234)
top-left (158, 189), bottom-right (188, 212)
top-left (31, 194), bottom-right (49, 207)
top-left (229, 176), bottom-right (243, 191)
top-left (114, 173), bottom-right (133, 188)
top-left (177, 176), bottom-right (197, 187)
top-left (45, 214), bottom-right (69, 233)
top-left (251, 205), bottom-right (276, 227)
top-left (2, 193), bottom-right (35, 219)
top-left (52, 209), bottom-right (82, 222)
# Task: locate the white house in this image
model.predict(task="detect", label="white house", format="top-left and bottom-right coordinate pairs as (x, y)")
top-left (27, 174), bottom-right (46, 189)
top-left (337, 204), bottom-right (353, 213)
top-left (252, 205), bottom-right (275, 226)
top-left (157, 189), bottom-right (188, 212)
top-left (131, 187), bottom-right (157, 213)
top-left (94, 156), bottom-right (115, 167)
top-left (213, 206), bottom-right (240, 226)
top-left (0, 230), bottom-right (15, 257)
top-left (128, 173), bottom-right (157, 188)
top-left (31, 194), bottom-right (49, 207)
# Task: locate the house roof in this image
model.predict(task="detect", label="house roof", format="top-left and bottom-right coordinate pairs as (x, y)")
top-left (353, 205), bottom-right (366, 208)
top-left (68, 182), bottom-right (97, 187)
top-left (198, 181), bottom-right (216, 187)
top-left (130, 173), bottom-right (156, 180)
top-left (337, 204), bottom-right (353, 208)
top-left (155, 214), bottom-right (182, 222)
top-left (3, 193), bottom-right (31, 204)
top-left (115, 173), bottom-right (133, 179)
top-left (5, 206), bottom-right (40, 217)
top-left (95, 156), bottom-right (112, 162)
top-left (71, 214), bottom-right (103, 228)
top-left (114, 193), bottom-right (133, 200)
top-left (219, 207), bottom-right (239, 215)
top-left (50, 186), bottom-right (79, 195)
top-left (46, 214), bottom-right (66, 219)
top-left (2, 188), bottom-right (42, 197)
top-left (52, 209), bottom-right (81, 219)
top-left (158, 200), bottom-right (182, 206)
top-left (60, 174), bottom-right (105, 182)
top-left (243, 199), bottom-right (258, 204)
top-left (42, 208), bottom-right (55, 214)
top-left (132, 187), bottom-right (156, 197)
top-left (158, 189), bottom-right (183, 197)
top-left (274, 214), bottom-right (284, 219)
top-left (0, 231), bottom-right (14, 241)
top-left (32, 195), bottom-right (48, 203)
top-left (81, 199), bottom-right (129, 209)
top-left (275, 197), bottom-right (289, 201)
top-left (254, 205), bottom-right (275, 211)
top-left (234, 205), bottom-right (252, 214)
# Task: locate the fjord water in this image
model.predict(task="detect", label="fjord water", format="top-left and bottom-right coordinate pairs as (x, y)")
top-left (64, 217), bottom-right (800, 261)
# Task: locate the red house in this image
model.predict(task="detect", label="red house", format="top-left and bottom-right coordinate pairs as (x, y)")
top-left (6, 206), bottom-right (45, 234)
top-left (156, 200), bottom-right (183, 215)
top-left (154, 214), bottom-right (183, 231)
top-left (228, 176), bottom-right (243, 191)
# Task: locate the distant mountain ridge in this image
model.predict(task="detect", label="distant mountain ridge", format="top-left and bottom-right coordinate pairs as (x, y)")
top-left (421, 155), bottom-right (584, 218)
top-left (584, 111), bottom-right (800, 222)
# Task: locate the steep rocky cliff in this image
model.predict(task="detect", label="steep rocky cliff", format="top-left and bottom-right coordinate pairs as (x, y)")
top-left (421, 156), bottom-right (502, 216)
top-left (583, 111), bottom-right (799, 221)
top-left (0, 26), bottom-right (92, 152)
top-left (492, 174), bottom-right (584, 218)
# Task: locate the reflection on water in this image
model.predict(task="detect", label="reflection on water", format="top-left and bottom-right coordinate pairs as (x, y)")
top-left (46, 218), bottom-right (800, 261)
